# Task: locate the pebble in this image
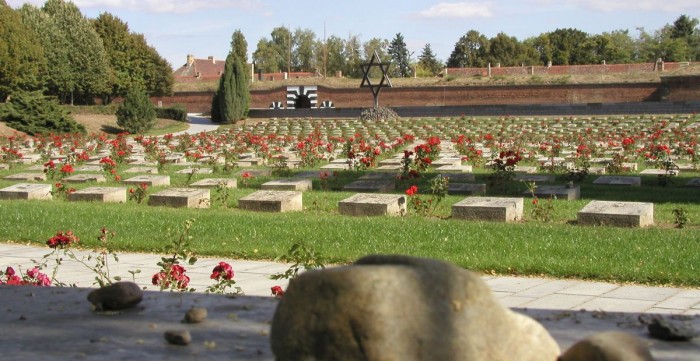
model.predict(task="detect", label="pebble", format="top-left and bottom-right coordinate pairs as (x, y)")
top-left (184, 307), bottom-right (208, 323)
top-left (164, 329), bottom-right (191, 346)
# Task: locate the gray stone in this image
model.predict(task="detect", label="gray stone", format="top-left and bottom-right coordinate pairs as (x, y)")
top-left (640, 169), bottom-right (679, 176)
top-left (559, 331), bottom-right (653, 361)
top-left (448, 183), bottom-right (486, 195)
top-left (184, 307), bottom-right (208, 324)
top-left (524, 185), bottom-right (581, 201)
top-left (175, 167), bottom-right (213, 175)
top-left (62, 174), bottom-right (107, 183)
top-left (86, 281), bottom-right (143, 311)
top-left (148, 188), bottom-right (210, 208)
top-left (4, 173), bottom-right (46, 181)
top-left (452, 197), bottom-right (524, 222)
top-left (74, 165), bottom-right (103, 172)
top-left (578, 200), bottom-right (654, 227)
top-left (514, 174), bottom-right (556, 183)
top-left (261, 179), bottom-right (312, 191)
top-left (439, 173), bottom-right (475, 183)
top-left (0, 183), bottom-right (52, 200)
top-left (238, 190), bottom-right (303, 212)
top-left (338, 193), bottom-right (406, 217)
top-left (190, 178), bottom-right (237, 189)
top-left (164, 330), bottom-right (191, 346)
top-left (593, 176), bottom-right (641, 186)
top-left (686, 178), bottom-right (700, 187)
top-left (435, 164), bottom-right (473, 173)
top-left (122, 175), bottom-right (170, 187)
top-left (342, 179), bottom-right (395, 193)
top-left (68, 187), bottom-right (126, 203)
top-left (124, 167), bottom-right (159, 174)
top-left (238, 169), bottom-right (272, 177)
top-left (514, 166), bottom-right (538, 174)
top-left (642, 315), bottom-right (698, 341)
top-left (270, 255), bottom-right (560, 361)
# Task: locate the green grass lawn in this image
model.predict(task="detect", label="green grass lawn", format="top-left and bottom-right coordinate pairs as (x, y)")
top-left (1, 165), bottom-right (699, 287)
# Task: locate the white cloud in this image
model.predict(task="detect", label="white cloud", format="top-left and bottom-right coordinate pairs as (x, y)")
top-left (531, 0), bottom-right (700, 13)
top-left (70, 0), bottom-right (263, 13)
top-left (416, 1), bottom-right (494, 19)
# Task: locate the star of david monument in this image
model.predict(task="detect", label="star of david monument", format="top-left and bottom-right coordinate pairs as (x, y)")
top-left (360, 50), bottom-right (392, 109)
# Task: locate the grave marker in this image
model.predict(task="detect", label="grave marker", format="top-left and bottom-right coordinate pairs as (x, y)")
top-left (0, 183), bottom-right (52, 200)
top-left (148, 188), bottom-right (210, 208)
top-left (577, 200), bottom-right (653, 227)
top-left (261, 179), bottom-right (312, 191)
top-left (4, 173), bottom-right (46, 181)
top-left (122, 175), bottom-right (170, 187)
top-left (68, 187), bottom-right (126, 203)
top-left (593, 176), bottom-right (641, 186)
top-left (63, 174), bottom-right (107, 183)
top-left (452, 197), bottom-right (524, 222)
top-left (238, 190), bottom-right (303, 212)
top-left (338, 193), bottom-right (406, 216)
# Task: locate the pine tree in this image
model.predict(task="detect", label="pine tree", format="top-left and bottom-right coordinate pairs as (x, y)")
top-left (417, 43), bottom-right (443, 76)
top-left (116, 86), bottom-right (156, 134)
top-left (388, 33), bottom-right (412, 77)
top-left (0, 91), bottom-right (85, 135)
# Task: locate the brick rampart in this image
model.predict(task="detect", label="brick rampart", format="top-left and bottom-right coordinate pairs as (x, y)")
top-left (445, 62), bottom-right (684, 77)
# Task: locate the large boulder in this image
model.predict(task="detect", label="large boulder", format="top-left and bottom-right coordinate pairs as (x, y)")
top-left (270, 255), bottom-right (560, 361)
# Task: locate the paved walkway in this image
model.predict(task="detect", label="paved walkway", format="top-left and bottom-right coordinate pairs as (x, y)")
top-left (171, 113), bottom-right (219, 136)
top-left (1, 242), bottom-right (699, 315)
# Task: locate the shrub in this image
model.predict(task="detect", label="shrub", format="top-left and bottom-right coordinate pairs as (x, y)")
top-left (0, 91), bottom-right (85, 135)
top-left (116, 86), bottom-right (156, 134)
top-left (155, 104), bottom-right (188, 122)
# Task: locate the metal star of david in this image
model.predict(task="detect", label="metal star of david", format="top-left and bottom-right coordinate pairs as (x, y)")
top-left (360, 50), bottom-right (392, 109)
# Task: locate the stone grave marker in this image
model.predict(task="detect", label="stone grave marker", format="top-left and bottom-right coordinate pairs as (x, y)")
top-left (4, 173), bottom-right (47, 181)
top-left (514, 174), bottom-right (556, 183)
top-left (190, 178), bottom-right (237, 188)
top-left (122, 175), bottom-right (170, 187)
top-left (448, 183), bottom-right (486, 195)
top-left (320, 163), bottom-right (351, 171)
top-left (25, 165), bottom-right (44, 171)
top-left (439, 173), bottom-right (476, 183)
top-left (239, 169), bottom-right (272, 177)
top-left (0, 183), bottom-right (52, 200)
top-left (640, 169), bottom-right (679, 176)
top-left (148, 188), bottom-right (210, 208)
top-left (175, 168), bottom-right (213, 175)
top-left (577, 200), bottom-right (654, 227)
top-left (124, 167), bottom-right (158, 174)
top-left (68, 187), bottom-right (126, 203)
top-left (238, 190), bottom-right (302, 212)
top-left (74, 165), bottom-right (104, 172)
top-left (261, 179), bottom-right (312, 191)
top-left (686, 178), bottom-right (700, 187)
top-left (593, 176), bottom-right (641, 186)
top-left (338, 193), bottom-right (406, 216)
top-left (63, 174), bottom-right (107, 183)
top-left (524, 184), bottom-right (581, 200)
top-left (0, 164), bottom-right (8, 170)
top-left (431, 158), bottom-right (462, 167)
top-left (375, 165), bottom-right (402, 171)
top-left (452, 197), bottom-right (524, 222)
top-left (514, 166), bottom-right (538, 174)
top-left (343, 179), bottom-right (395, 193)
top-left (435, 165), bottom-right (473, 173)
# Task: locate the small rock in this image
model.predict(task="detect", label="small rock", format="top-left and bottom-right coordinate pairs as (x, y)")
top-left (164, 329), bottom-right (191, 346)
top-left (646, 316), bottom-right (697, 341)
top-left (87, 282), bottom-right (143, 311)
top-left (559, 331), bottom-right (653, 361)
top-left (184, 307), bottom-right (208, 323)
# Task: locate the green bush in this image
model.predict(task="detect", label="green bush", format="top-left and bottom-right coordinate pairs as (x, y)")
top-left (155, 104), bottom-right (188, 122)
top-left (116, 86), bottom-right (156, 134)
top-left (0, 91), bottom-right (85, 135)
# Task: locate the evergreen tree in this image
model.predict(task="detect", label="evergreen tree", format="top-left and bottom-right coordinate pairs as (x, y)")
top-left (417, 43), bottom-right (443, 76)
top-left (231, 29), bottom-right (248, 63)
top-left (0, 1), bottom-right (46, 101)
top-left (116, 86), bottom-right (156, 134)
top-left (0, 90), bottom-right (85, 135)
top-left (212, 51), bottom-right (249, 123)
top-left (388, 33), bottom-right (411, 77)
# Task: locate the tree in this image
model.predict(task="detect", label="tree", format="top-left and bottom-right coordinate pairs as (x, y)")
top-left (671, 14), bottom-right (698, 39)
top-left (417, 43), bottom-right (443, 76)
top-left (19, 0), bottom-right (110, 104)
top-left (230, 29), bottom-right (248, 63)
top-left (211, 51), bottom-right (248, 123)
top-left (323, 35), bottom-right (347, 77)
top-left (0, 90), bottom-right (85, 135)
top-left (0, 1), bottom-right (46, 101)
top-left (252, 38), bottom-right (280, 73)
top-left (116, 85), bottom-right (156, 134)
top-left (271, 26), bottom-right (293, 73)
top-left (388, 33), bottom-right (411, 77)
top-left (92, 13), bottom-right (173, 103)
top-left (488, 32), bottom-right (522, 67)
top-left (344, 34), bottom-right (362, 78)
top-left (446, 30), bottom-right (489, 68)
top-left (293, 28), bottom-right (316, 72)
top-left (547, 28), bottom-right (591, 65)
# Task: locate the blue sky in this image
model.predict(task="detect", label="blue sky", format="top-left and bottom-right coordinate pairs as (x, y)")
top-left (7, 0), bottom-right (700, 69)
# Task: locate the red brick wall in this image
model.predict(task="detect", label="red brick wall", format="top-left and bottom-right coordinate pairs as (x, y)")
top-left (153, 76), bottom-right (698, 113)
top-left (445, 62), bottom-right (684, 77)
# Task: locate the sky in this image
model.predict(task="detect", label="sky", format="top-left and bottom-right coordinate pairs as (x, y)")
top-left (7, 0), bottom-right (700, 70)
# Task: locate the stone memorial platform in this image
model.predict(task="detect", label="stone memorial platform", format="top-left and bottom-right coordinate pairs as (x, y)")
top-left (338, 193), bottom-right (406, 217)
top-left (593, 176), bottom-right (642, 186)
top-left (452, 197), bottom-right (524, 222)
top-left (342, 179), bottom-right (395, 193)
top-left (525, 185), bottom-right (581, 201)
top-left (4, 173), bottom-right (46, 181)
top-left (63, 174), bottom-right (107, 183)
top-left (261, 179), bottom-right (312, 191)
top-left (190, 178), bottom-right (237, 188)
top-left (238, 190), bottom-right (302, 212)
top-left (578, 200), bottom-right (654, 227)
top-left (68, 187), bottom-right (126, 203)
top-left (148, 188), bottom-right (210, 208)
top-left (122, 175), bottom-right (170, 187)
top-left (0, 183), bottom-right (52, 200)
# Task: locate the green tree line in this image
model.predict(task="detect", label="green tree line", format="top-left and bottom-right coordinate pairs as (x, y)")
top-left (253, 15), bottom-right (699, 78)
top-left (1, 0), bottom-right (173, 104)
